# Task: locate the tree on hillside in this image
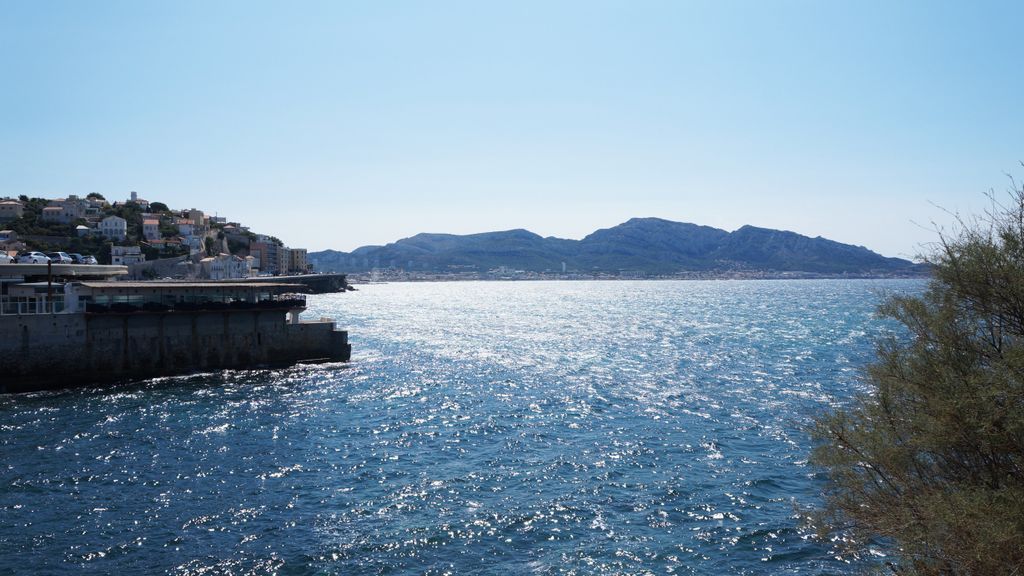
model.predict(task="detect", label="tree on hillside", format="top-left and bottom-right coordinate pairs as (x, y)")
top-left (6, 197), bottom-right (73, 237)
top-left (150, 201), bottom-right (170, 213)
top-left (811, 180), bottom-right (1024, 574)
top-left (86, 192), bottom-right (105, 201)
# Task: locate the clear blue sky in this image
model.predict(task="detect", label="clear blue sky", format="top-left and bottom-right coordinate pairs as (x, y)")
top-left (2, 1), bottom-right (1022, 258)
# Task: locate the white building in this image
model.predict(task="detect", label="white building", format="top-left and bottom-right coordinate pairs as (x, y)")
top-left (199, 253), bottom-right (252, 280)
top-left (100, 216), bottom-right (127, 240)
top-left (142, 218), bottom-right (161, 241)
top-left (111, 245), bottom-right (145, 266)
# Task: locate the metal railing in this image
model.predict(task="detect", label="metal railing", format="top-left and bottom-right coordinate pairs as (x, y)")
top-left (0, 293), bottom-right (307, 316)
top-left (85, 294), bottom-right (306, 314)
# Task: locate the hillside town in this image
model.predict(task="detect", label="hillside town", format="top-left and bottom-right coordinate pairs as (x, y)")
top-left (0, 191), bottom-right (309, 280)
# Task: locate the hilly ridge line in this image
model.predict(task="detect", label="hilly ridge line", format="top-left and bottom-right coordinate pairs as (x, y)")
top-left (308, 217), bottom-right (924, 276)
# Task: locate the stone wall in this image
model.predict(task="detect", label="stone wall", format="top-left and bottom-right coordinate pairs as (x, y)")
top-left (0, 310), bottom-right (350, 393)
top-left (125, 254), bottom-right (190, 280)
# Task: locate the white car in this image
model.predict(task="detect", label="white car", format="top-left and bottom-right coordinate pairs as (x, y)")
top-left (45, 251), bottom-right (73, 264)
top-left (16, 251), bottom-right (50, 264)
top-left (0, 253), bottom-right (13, 264)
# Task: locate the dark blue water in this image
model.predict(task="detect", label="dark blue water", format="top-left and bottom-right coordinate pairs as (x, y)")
top-left (0, 279), bottom-right (920, 574)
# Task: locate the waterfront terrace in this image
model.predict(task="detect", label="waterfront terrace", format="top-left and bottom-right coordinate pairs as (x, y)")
top-left (2, 281), bottom-right (308, 317)
top-left (0, 272), bottom-right (351, 392)
top-left (72, 281), bottom-right (307, 314)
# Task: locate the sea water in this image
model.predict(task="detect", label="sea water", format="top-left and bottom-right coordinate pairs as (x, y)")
top-left (0, 279), bottom-right (922, 575)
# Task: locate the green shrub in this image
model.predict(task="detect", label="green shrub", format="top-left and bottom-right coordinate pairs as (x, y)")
top-left (812, 181), bottom-right (1024, 574)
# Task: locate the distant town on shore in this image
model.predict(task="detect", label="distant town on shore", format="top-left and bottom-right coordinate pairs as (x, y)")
top-left (0, 192), bottom-right (309, 280)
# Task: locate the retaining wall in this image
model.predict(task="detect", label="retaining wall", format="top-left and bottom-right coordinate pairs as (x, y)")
top-left (0, 310), bottom-right (350, 393)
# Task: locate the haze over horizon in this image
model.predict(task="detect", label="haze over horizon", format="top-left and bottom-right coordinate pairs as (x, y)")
top-left (3, 1), bottom-right (1023, 259)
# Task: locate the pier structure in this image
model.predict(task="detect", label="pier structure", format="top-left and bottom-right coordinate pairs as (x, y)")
top-left (0, 265), bottom-right (350, 393)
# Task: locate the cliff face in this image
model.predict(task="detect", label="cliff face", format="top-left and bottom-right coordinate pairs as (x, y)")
top-left (310, 218), bottom-right (921, 275)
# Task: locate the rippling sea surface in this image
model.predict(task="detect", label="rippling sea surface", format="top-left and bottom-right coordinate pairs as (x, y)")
top-left (1, 279), bottom-right (922, 575)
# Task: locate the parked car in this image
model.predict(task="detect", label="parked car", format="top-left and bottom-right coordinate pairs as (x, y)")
top-left (0, 253), bottom-right (13, 264)
top-left (45, 252), bottom-right (73, 264)
top-left (70, 253), bottom-right (97, 265)
top-left (17, 251), bottom-right (50, 264)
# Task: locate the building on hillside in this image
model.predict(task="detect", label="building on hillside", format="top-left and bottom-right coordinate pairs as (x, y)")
top-left (220, 224), bottom-right (250, 244)
top-left (177, 222), bottom-right (204, 255)
top-left (183, 235), bottom-right (204, 255)
top-left (250, 241), bottom-right (281, 274)
top-left (186, 209), bottom-right (206, 227)
top-left (153, 238), bottom-right (189, 255)
top-left (176, 219), bottom-right (194, 237)
top-left (145, 238), bottom-right (184, 253)
top-left (128, 191), bottom-right (150, 208)
top-left (42, 195), bottom-right (91, 224)
top-left (84, 197), bottom-right (106, 217)
top-left (0, 229), bottom-right (23, 253)
top-left (142, 218), bottom-right (161, 241)
top-left (76, 225), bottom-right (92, 237)
top-left (111, 245), bottom-right (145, 266)
top-left (287, 248), bottom-right (308, 274)
top-left (41, 206), bottom-right (73, 224)
top-left (277, 249), bottom-right (290, 275)
top-left (199, 253), bottom-right (253, 280)
top-left (0, 199), bottom-right (24, 222)
top-left (100, 215), bottom-right (127, 241)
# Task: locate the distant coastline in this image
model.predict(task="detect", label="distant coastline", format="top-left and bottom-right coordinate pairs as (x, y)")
top-left (347, 268), bottom-right (929, 284)
top-left (312, 217), bottom-right (926, 279)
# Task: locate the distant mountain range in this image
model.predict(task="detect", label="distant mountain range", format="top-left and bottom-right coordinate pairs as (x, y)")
top-left (308, 217), bottom-right (923, 276)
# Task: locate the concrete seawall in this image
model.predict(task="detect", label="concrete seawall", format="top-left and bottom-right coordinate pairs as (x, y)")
top-left (0, 310), bottom-right (351, 393)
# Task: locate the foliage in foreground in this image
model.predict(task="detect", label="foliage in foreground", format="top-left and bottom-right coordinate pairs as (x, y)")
top-left (812, 184), bottom-right (1024, 575)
